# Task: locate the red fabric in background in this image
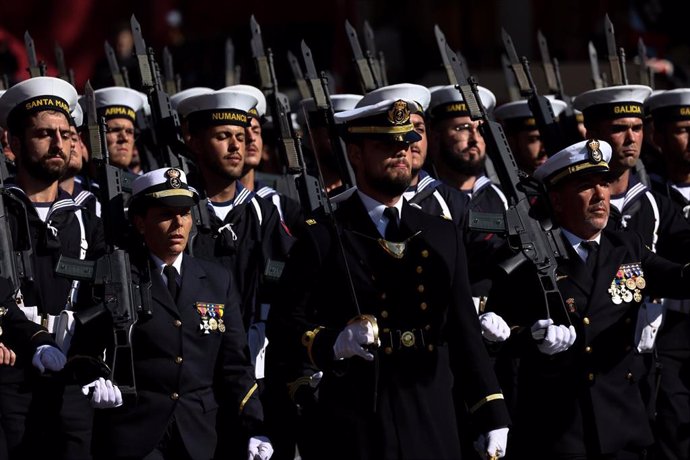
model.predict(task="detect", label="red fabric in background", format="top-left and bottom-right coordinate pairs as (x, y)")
top-left (0, 0), bottom-right (176, 91)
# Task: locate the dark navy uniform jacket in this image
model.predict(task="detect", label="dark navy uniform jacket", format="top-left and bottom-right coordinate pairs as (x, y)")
top-left (488, 229), bottom-right (690, 456)
top-left (93, 254), bottom-right (262, 459)
top-left (268, 193), bottom-right (510, 460)
top-left (191, 182), bottom-right (293, 329)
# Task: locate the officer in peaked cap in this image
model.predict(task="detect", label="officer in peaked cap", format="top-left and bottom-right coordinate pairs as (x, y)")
top-left (494, 97), bottom-right (569, 175)
top-left (178, 89), bottom-right (292, 458)
top-left (575, 83), bottom-right (690, 404)
top-left (644, 88), bottom-right (690, 460)
top-left (0, 76), bottom-right (109, 460)
top-left (487, 138), bottom-right (690, 459)
top-left (268, 96), bottom-right (510, 460)
top-left (573, 84), bottom-right (690, 251)
top-left (94, 86), bottom-right (145, 170)
top-left (92, 166), bottom-right (272, 460)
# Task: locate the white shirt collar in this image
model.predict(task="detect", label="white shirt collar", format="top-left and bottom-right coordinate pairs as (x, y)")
top-left (561, 228), bottom-right (601, 262)
top-left (356, 190), bottom-right (404, 238)
top-left (150, 252), bottom-right (184, 281)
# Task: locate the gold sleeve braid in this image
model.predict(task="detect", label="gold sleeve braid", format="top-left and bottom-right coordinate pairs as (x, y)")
top-left (469, 393), bottom-right (504, 414)
top-left (301, 326), bottom-right (324, 367)
top-left (238, 382), bottom-right (258, 415)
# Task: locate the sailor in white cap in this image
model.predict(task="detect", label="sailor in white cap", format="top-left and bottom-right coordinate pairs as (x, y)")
top-left (178, 91), bottom-right (292, 435)
top-left (487, 137), bottom-right (690, 458)
top-left (269, 96), bottom-right (511, 460)
top-left (94, 86), bottom-right (145, 170)
top-left (91, 166), bottom-right (272, 460)
top-left (168, 87), bottom-right (215, 144)
top-left (59, 102), bottom-right (100, 216)
top-left (427, 84), bottom-right (508, 310)
top-left (573, 84), bottom-right (652, 189)
top-left (220, 85), bottom-right (302, 232)
top-left (0, 76), bottom-right (114, 459)
top-left (494, 98), bottom-right (568, 174)
top-left (645, 88), bottom-right (690, 459)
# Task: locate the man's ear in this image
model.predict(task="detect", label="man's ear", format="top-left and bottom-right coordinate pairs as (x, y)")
top-left (186, 134), bottom-right (202, 162)
top-left (132, 213), bottom-right (146, 235)
top-left (549, 189), bottom-right (563, 214)
top-left (9, 134), bottom-right (21, 158)
top-left (347, 142), bottom-right (362, 172)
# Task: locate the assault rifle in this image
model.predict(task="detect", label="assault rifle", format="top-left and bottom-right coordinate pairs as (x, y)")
top-left (442, 43), bottom-right (570, 327)
top-left (105, 41), bottom-right (129, 87)
top-left (54, 43), bottom-right (75, 86)
top-left (0, 148), bottom-right (34, 292)
top-left (24, 31), bottom-right (47, 77)
top-left (502, 28), bottom-right (566, 154)
top-left (250, 16), bottom-right (325, 213)
top-left (131, 15), bottom-right (210, 250)
top-left (363, 21), bottom-right (388, 86)
top-left (536, 30), bottom-right (583, 145)
top-left (55, 81), bottom-right (152, 395)
top-left (300, 40), bottom-right (357, 191)
top-left (225, 38), bottom-right (241, 87)
top-left (345, 20), bottom-right (379, 93)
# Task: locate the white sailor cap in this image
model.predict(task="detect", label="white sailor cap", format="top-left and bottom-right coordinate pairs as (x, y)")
top-left (130, 167), bottom-right (199, 213)
top-left (220, 85), bottom-right (266, 119)
top-left (646, 89), bottom-right (690, 122)
top-left (137, 91), bottom-right (151, 117)
top-left (71, 102), bottom-right (84, 127)
top-left (176, 90), bottom-right (258, 130)
top-left (169, 87), bottom-right (214, 113)
top-left (428, 84), bottom-right (496, 120)
top-left (334, 98), bottom-right (422, 144)
top-left (494, 98), bottom-right (568, 131)
top-left (94, 87), bottom-right (145, 124)
top-left (573, 85), bottom-right (652, 122)
top-left (534, 139), bottom-right (612, 187)
top-left (356, 83), bottom-right (430, 113)
top-left (300, 94), bottom-right (363, 114)
top-left (0, 76), bottom-right (78, 130)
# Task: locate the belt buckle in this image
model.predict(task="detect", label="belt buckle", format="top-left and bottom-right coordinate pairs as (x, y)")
top-left (400, 330), bottom-right (416, 348)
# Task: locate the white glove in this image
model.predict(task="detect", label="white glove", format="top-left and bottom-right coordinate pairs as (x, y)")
top-left (474, 427), bottom-right (509, 459)
top-left (81, 377), bottom-right (123, 409)
top-left (247, 435), bottom-right (273, 460)
top-left (531, 319), bottom-right (576, 355)
top-left (479, 312), bottom-right (511, 342)
top-left (309, 371), bottom-right (323, 388)
top-left (333, 320), bottom-right (375, 361)
top-left (31, 344), bottom-right (67, 373)
top-left (635, 302), bottom-right (665, 353)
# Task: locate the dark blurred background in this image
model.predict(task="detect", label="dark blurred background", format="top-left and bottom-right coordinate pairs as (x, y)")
top-left (1, 0), bottom-right (688, 105)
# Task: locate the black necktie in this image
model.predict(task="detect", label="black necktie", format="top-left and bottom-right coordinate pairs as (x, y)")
top-left (163, 265), bottom-right (178, 301)
top-left (581, 240), bottom-right (599, 273)
top-left (383, 207), bottom-right (401, 241)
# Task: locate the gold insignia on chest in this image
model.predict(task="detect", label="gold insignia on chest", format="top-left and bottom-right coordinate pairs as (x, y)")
top-left (609, 263), bottom-right (645, 305)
